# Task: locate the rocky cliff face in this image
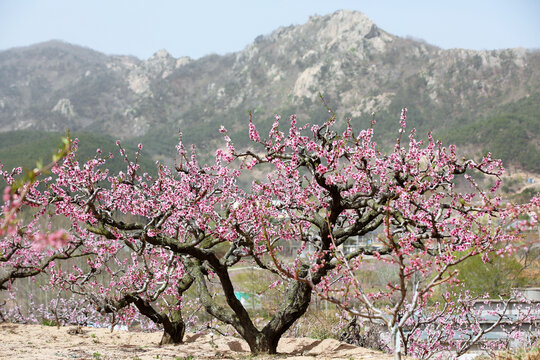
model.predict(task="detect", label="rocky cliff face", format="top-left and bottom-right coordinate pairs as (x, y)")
top-left (0, 10), bottom-right (538, 156)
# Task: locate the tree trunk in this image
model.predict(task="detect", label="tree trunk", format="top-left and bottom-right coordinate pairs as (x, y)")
top-left (242, 280), bottom-right (313, 354)
top-left (245, 333), bottom-right (280, 354)
top-left (391, 327), bottom-right (402, 360)
top-left (159, 278), bottom-right (193, 345)
top-left (159, 316), bottom-right (186, 345)
top-left (129, 296), bottom-right (186, 345)
top-left (186, 258), bottom-right (315, 355)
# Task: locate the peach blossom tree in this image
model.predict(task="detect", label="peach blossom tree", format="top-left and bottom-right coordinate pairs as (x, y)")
top-left (226, 107), bottom-right (538, 358)
top-left (2, 108), bottom-right (537, 357)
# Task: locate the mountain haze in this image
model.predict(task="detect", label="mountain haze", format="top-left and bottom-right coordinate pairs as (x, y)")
top-left (0, 10), bottom-right (538, 171)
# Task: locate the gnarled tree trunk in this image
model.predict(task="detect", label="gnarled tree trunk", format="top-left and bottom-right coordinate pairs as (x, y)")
top-left (188, 257), bottom-right (314, 354)
top-left (131, 296), bottom-right (186, 345)
top-left (97, 291), bottom-right (190, 345)
top-left (159, 312), bottom-right (186, 345)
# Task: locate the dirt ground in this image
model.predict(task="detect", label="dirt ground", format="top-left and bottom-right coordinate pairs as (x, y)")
top-left (0, 323), bottom-right (394, 360)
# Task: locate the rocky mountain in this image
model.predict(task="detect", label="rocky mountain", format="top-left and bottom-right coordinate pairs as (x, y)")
top-left (0, 10), bottom-right (539, 171)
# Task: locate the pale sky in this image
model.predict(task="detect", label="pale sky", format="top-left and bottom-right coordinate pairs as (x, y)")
top-left (0, 0), bottom-right (539, 59)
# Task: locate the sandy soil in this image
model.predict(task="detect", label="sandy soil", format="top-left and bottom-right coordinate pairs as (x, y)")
top-left (0, 323), bottom-right (394, 360)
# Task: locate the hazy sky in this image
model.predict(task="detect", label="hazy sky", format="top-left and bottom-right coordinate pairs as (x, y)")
top-left (1, 0), bottom-right (539, 59)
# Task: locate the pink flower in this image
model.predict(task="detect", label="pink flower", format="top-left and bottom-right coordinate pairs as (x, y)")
top-left (316, 164), bottom-right (328, 174)
top-left (2, 186), bottom-right (11, 202)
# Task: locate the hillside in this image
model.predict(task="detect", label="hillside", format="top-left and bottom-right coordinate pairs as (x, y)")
top-left (0, 131), bottom-right (156, 178)
top-left (0, 10), bottom-right (538, 172)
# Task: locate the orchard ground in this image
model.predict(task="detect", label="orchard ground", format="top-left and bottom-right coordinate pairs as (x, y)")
top-left (0, 323), bottom-right (395, 360)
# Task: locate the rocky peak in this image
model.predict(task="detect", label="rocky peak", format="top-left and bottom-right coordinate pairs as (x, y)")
top-left (244, 9), bottom-right (394, 61)
top-left (126, 49), bottom-right (179, 96)
top-left (149, 49), bottom-right (173, 61)
top-left (145, 49), bottom-right (176, 77)
top-left (312, 10), bottom-right (375, 37)
top-left (314, 10), bottom-right (394, 52)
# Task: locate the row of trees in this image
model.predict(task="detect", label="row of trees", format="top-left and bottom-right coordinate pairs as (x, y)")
top-left (1, 106), bottom-right (538, 359)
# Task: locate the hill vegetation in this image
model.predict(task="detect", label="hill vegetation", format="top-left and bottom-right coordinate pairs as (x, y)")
top-left (441, 92), bottom-right (540, 173)
top-left (0, 130), bottom-right (156, 178)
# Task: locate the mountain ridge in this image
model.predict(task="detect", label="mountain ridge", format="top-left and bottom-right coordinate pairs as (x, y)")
top-left (0, 9), bottom-right (538, 171)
